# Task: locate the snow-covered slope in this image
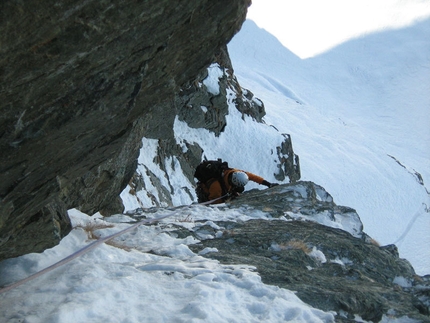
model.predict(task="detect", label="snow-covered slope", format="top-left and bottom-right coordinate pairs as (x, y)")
top-left (1, 8), bottom-right (429, 323)
top-left (0, 209), bottom-right (337, 322)
top-left (121, 15), bottom-right (430, 275)
top-left (227, 19), bottom-right (430, 275)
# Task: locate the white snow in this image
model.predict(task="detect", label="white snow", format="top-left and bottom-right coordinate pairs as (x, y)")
top-left (393, 276), bottom-right (413, 288)
top-left (308, 247), bottom-right (327, 264)
top-left (0, 209), bottom-right (335, 323)
top-left (228, 4), bottom-right (430, 275)
top-left (203, 63), bottom-right (225, 95)
top-left (1, 1), bottom-right (429, 322)
top-left (330, 257), bottom-right (354, 267)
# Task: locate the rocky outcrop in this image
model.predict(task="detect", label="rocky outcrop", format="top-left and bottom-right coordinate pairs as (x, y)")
top-left (175, 45), bottom-right (266, 137)
top-left (0, 0), bottom-right (251, 260)
top-left (154, 182), bottom-right (429, 322)
top-left (124, 46), bottom-right (301, 208)
top-left (191, 220), bottom-right (429, 322)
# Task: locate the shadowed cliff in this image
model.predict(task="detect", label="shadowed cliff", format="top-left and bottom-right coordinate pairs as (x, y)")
top-left (0, 0), bottom-right (251, 260)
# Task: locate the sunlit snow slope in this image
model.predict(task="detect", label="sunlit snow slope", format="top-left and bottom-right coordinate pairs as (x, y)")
top-left (227, 19), bottom-right (430, 275)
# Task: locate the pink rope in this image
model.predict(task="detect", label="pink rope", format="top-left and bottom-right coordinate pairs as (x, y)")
top-left (0, 211), bottom-right (176, 294)
top-left (0, 194), bottom-right (229, 294)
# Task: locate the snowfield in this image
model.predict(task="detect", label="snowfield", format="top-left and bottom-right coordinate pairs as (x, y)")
top-left (1, 1), bottom-right (429, 322)
top-left (227, 17), bottom-right (430, 275)
top-left (0, 209), bottom-right (337, 323)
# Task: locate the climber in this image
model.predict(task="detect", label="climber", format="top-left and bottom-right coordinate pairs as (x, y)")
top-left (194, 159), bottom-right (278, 204)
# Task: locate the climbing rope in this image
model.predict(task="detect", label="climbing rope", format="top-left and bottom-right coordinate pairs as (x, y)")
top-left (392, 203), bottom-right (429, 246)
top-left (0, 193), bottom-right (229, 294)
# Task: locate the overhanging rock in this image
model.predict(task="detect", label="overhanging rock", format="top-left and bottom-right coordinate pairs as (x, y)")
top-left (0, 0), bottom-right (251, 260)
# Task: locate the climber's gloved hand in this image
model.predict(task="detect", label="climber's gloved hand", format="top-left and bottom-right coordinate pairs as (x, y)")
top-left (262, 180), bottom-right (279, 188)
top-left (231, 191), bottom-right (240, 198)
top-left (225, 191), bottom-right (240, 202)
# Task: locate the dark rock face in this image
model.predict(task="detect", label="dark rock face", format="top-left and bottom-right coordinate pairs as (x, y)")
top-left (175, 45), bottom-right (267, 137)
top-left (191, 220), bottom-right (428, 322)
top-left (165, 182), bottom-right (429, 322)
top-left (0, 0), bottom-right (251, 260)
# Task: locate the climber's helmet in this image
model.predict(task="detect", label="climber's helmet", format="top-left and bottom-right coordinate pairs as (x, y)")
top-left (231, 171), bottom-right (249, 187)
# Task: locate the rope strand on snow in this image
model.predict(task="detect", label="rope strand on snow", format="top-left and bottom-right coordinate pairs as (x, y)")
top-left (0, 212), bottom-right (173, 294)
top-left (391, 203), bottom-right (429, 246)
top-left (0, 194), bottom-right (229, 294)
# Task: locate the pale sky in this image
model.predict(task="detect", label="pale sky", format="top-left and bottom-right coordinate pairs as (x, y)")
top-left (247, 0), bottom-right (430, 58)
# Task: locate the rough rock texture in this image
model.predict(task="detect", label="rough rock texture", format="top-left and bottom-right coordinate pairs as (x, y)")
top-left (0, 0), bottom-right (251, 260)
top-left (175, 45), bottom-right (266, 136)
top-left (156, 182), bottom-right (429, 322)
top-left (191, 220), bottom-right (429, 322)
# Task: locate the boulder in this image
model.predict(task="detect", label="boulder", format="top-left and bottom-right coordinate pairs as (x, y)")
top-left (164, 182), bottom-right (429, 322)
